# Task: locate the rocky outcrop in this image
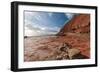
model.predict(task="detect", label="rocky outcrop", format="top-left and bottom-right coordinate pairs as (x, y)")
top-left (58, 14), bottom-right (90, 36)
top-left (56, 14), bottom-right (90, 58)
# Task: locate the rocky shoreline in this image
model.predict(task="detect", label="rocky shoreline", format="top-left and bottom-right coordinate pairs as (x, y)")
top-left (24, 33), bottom-right (89, 61)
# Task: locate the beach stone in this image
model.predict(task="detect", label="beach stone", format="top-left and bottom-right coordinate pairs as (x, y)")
top-left (67, 48), bottom-right (81, 59)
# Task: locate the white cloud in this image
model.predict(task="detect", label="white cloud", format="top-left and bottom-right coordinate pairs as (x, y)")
top-left (25, 20), bottom-right (32, 26)
top-left (65, 13), bottom-right (74, 19)
top-left (25, 11), bottom-right (42, 23)
top-left (25, 26), bottom-right (38, 36)
top-left (25, 24), bottom-right (59, 36)
top-left (24, 11), bottom-right (60, 36)
top-left (41, 27), bottom-right (46, 30)
top-left (48, 12), bottom-right (53, 17)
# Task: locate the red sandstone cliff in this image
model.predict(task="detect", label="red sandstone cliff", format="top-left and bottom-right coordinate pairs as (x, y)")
top-left (56, 14), bottom-right (90, 58)
top-left (58, 14), bottom-right (90, 35)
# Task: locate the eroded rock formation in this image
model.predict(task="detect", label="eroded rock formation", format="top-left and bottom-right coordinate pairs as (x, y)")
top-left (58, 14), bottom-right (90, 36)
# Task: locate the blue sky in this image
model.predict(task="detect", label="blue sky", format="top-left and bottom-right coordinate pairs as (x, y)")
top-left (24, 11), bottom-right (74, 36)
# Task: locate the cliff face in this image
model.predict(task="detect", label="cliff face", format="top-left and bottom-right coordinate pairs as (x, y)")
top-left (56, 14), bottom-right (90, 58)
top-left (58, 14), bottom-right (90, 35)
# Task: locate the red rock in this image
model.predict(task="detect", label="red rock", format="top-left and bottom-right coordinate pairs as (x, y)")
top-left (58, 14), bottom-right (90, 35)
top-left (57, 14), bottom-right (90, 58)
